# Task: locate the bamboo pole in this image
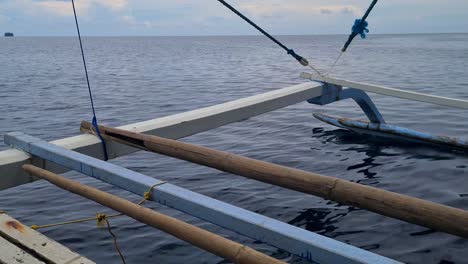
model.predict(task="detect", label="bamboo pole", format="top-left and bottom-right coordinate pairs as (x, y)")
top-left (23, 164), bottom-right (285, 264)
top-left (81, 121), bottom-right (468, 238)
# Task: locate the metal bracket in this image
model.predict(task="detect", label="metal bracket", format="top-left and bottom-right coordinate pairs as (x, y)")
top-left (308, 83), bottom-right (385, 124)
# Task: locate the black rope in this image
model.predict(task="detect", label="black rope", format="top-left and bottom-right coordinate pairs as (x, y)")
top-left (217, 0), bottom-right (309, 67)
top-left (71, 0), bottom-right (109, 161)
top-left (341, 0), bottom-right (378, 52)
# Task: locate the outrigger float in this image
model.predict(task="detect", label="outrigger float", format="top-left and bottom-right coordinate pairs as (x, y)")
top-left (301, 72), bottom-right (468, 150)
top-left (1, 77), bottom-right (468, 263)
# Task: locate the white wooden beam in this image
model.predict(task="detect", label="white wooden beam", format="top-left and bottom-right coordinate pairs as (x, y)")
top-left (300, 72), bottom-right (468, 109)
top-left (0, 82), bottom-right (324, 191)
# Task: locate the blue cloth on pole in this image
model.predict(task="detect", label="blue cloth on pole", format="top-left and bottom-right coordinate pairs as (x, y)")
top-left (352, 19), bottom-right (369, 39)
top-left (92, 116), bottom-right (109, 161)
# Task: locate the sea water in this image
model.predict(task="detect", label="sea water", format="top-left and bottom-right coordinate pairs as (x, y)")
top-left (0, 35), bottom-right (467, 263)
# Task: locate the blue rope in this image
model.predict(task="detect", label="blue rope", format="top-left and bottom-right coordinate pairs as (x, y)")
top-left (341, 0), bottom-right (378, 52)
top-left (352, 19), bottom-right (369, 39)
top-left (71, 0), bottom-right (108, 161)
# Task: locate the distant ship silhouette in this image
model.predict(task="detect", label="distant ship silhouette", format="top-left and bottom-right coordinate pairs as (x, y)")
top-left (4, 32), bottom-right (14, 37)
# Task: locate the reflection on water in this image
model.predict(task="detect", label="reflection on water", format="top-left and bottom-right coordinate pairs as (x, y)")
top-left (313, 126), bottom-right (461, 160)
top-left (288, 207), bottom-right (362, 238)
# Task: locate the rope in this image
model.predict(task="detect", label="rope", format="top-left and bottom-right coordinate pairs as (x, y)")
top-left (71, 0), bottom-right (108, 161)
top-left (103, 218), bottom-right (127, 264)
top-left (341, 0), bottom-right (378, 52)
top-left (326, 0), bottom-right (378, 76)
top-left (29, 181), bottom-right (167, 262)
top-left (30, 182), bottom-right (167, 230)
top-left (140, 181), bottom-right (167, 204)
top-left (217, 0), bottom-right (323, 73)
top-left (352, 19), bottom-right (370, 39)
top-left (31, 212), bottom-right (126, 263)
top-left (308, 64), bottom-right (325, 77)
top-left (326, 51), bottom-right (344, 76)
top-left (30, 213), bottom-right (122, 230)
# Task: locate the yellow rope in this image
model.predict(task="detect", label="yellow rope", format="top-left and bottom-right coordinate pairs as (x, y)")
top-left (31, 213), bottom-right (122, 230)
top-left (103, 218), bottom-right (127, 264)
top-left (138, 181), bottom-right (167, 205)
top-left (30, 181), bottom-right (167, 230)
top-left (28, 181), bottom-right (168, 263)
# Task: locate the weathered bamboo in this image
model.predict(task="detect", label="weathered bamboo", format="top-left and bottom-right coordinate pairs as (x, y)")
top-left (81, 121), bottom-right (468, 238)
top-left (23, 164), bottom-right (285, 264)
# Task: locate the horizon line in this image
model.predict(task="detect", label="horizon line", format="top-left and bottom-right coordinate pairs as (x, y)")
top-left (4, 32), bottom-right (468, 37)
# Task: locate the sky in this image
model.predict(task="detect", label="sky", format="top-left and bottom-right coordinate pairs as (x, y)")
top-left (1, 0), bottom-right (468, 36)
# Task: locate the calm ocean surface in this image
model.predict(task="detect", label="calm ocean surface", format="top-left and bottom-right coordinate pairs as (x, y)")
top-left (0, 35), bottom-right (467, 263)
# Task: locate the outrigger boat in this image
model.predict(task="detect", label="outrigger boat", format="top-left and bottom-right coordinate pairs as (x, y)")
top-left (1, 0), bottom-right (467, 263)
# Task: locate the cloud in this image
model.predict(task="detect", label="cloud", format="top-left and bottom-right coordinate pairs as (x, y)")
top-left (33, 0), bottom-right (91, 17)
top-left (2, 0), bottom-right (468, 35)
top-left (28, 0), bottom-right (127, 17)
top-left (121, 15), bottom-right (154, 29)
top-left (96, 0), bottom-right (127, 11)
top-left (0, 14), bottom-right (11, 23)
top-left (341, 7), bottom-right (357, 15)
top-left (238, 2), bottom-right (362, 18)
top-left (320, 9), bottom-right (333, 15)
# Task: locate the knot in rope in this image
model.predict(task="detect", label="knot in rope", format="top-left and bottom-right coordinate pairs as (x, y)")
top-left (143, 191), bottom-right (152, 201)
top-left (352, 19), bottom-right (369, 39)
top-left (96, 213), bottom-right (107, 227)
top-left (141, 181), bottom-right (167, 204)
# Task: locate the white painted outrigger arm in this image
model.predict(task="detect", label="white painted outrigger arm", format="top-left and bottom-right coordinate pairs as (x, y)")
top-left (300, 72), bottom-right (468, 109)
top-left (0, 82), bottom-right (325, 191)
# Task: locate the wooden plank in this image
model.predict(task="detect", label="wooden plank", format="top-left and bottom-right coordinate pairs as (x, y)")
top-left (300, 72), bottom-right (468, 109)
top-left (0, 236), bottom-right (45, 264)
top-left (0, 213), bottom-right (95, 264)
top-left (5, 133), bottom-right (401, 264)
top-left (0, 82), bottom-right (324, 191)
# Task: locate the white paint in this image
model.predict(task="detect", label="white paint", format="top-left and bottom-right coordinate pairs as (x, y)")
top-left (301, 72), bottom-right (468, 109)
top-left (0, 82), bottom-right (324, 190)
top-left (0, 213), bottom-right (94, 263)
top-left (0, 236), bottom-right (45, 264)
